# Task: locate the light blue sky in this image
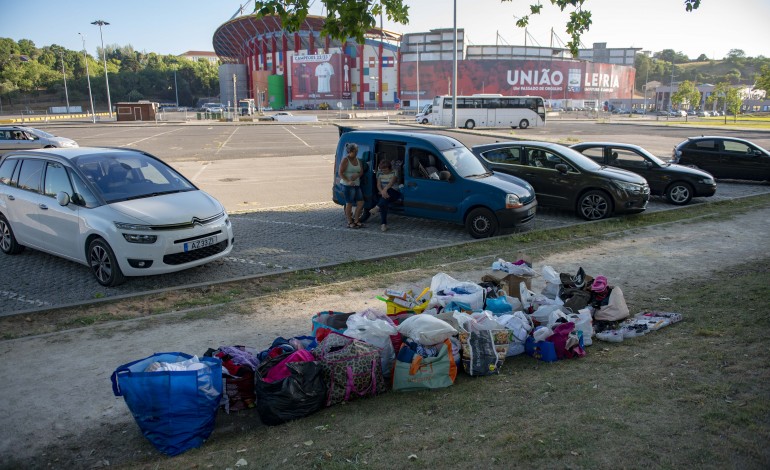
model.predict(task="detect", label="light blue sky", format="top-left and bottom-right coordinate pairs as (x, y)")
top-left (1, 0), bottom-right (768, 60)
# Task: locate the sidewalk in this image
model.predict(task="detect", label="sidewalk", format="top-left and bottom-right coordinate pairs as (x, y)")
top-left (1, 204), bottom-right (769, 465)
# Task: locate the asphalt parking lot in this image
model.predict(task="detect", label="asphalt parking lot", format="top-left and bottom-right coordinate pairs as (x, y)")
top-left (2, 120), bottom-right (769, 315)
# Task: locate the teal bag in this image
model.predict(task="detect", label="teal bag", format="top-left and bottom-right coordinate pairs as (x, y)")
top-left (392, 340), bottom-right (457, 391)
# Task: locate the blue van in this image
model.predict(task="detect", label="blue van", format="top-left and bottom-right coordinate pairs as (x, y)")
top-left (333, 130), bottom-right (537, 238)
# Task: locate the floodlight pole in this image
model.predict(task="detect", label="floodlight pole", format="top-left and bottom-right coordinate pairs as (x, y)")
top-left (79, 33), bottom-right (96, 123)
top-left (92, 20), bottom-right (113, 119)
top-left (60, 52), bottom-right (70, 113)
top-left (451, 0), bottom-right (457, 128)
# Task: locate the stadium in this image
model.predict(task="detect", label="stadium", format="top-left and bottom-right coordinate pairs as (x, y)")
top-left (212, 14), bottom-right (637, 111)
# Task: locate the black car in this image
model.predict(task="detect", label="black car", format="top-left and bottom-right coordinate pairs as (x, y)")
top-left (571, 142), bottom-right (717, 205)
top-left (472, 141), bottom-right (650, 220)
top-left (672, 136), bottom-right (770, 182)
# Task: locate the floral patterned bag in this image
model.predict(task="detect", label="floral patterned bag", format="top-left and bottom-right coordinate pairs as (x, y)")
top-left (312, 332), bottom-right (386, 406)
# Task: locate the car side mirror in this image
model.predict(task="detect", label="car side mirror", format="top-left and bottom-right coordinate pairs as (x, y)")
top-left (645, 161), bottom-right (654, 168)
top-left (555, 163), bottom-right (569, 174)
top-left (56, 191), bottom-right (71, 206)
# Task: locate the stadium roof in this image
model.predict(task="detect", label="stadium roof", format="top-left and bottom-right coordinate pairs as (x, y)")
top-left (213, 14), bottom-right (401, 63)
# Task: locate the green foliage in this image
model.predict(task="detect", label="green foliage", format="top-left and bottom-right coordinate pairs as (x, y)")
top-left (756, 65), bottom-right (770, 95)
top-left (0, 37), bottom-right (220, 107)
top-left (672, 80), bottom-right (701, 109)
top-left (707, 82), bottom-right (741, 117)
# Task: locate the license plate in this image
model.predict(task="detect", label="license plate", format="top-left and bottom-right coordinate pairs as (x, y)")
top-left (184, 236), bottom-right (217, 252)
top-left (527, 207), bottom-right (536, 216)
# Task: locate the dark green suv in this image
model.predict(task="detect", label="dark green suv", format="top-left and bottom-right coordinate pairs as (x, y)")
top-left (472, 141), bottom-right (649, 220)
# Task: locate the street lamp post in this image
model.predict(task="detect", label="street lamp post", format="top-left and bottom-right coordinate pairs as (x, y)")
top-left (416, 39), bottom-right (420, 112)
top-left (91, 20), bottom-right (113, 119)
top-left (60, 52), bottom-right (70, 113)
top-left (78, 33), bottom-right (96, 123)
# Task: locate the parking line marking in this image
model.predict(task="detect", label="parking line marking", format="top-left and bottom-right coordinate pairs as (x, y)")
top-left (190, 162), bottom-right (211, 182)
top-left (216, 127), bottom-right (240, 154)
top-left (282, 126), bottom-right (312, 147)
top-left (0, 291), bottom-right (51, 311)
top-left (120, 128), bottom-right (182, 147)
top-left (223, 257), bottom-right (291, 270)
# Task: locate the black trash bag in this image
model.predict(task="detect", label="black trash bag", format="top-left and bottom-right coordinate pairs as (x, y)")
top-left (255, 354), bottom-right (327, 426)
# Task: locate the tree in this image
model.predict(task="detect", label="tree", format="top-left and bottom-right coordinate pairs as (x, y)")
top-left (253, 0), bottom-right (702, 56)
top-left (671, 80), bottom-right (701, 120)
top-left (707, 82), bottom-right (741, 122)
top-left (726, 49), bottom-right (745, 59)
top-left (696, 54), bottom-right (708, 62)
top-left (755, 65), bottom-right (770, 95)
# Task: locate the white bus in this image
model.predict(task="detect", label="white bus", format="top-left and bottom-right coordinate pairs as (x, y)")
top-left (428, 94), bottom-right (546, 129)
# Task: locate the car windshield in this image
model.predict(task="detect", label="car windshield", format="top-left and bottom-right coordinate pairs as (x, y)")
top-left (73, 152), bottom-right (196, 203)
top-left (26, 128), bottom-right (55, 138)
top-left (552, 146), bottom-right (603, 171)
top-left (633, 147), bottom-right (667, 165)
top-left (441, 146), bottom-right (491, 177)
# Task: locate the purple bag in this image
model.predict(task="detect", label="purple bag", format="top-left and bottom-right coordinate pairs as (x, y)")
top-left (547, 322), bottom-right (586, 359)
top-left (312, 332), bottom-right (386, 406)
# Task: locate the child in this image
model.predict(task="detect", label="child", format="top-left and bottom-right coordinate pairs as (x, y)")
top-left (370, 160), bottom-right (402, 232)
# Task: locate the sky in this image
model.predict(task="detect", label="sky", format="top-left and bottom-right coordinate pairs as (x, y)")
top-left (1, 0), bottom-right (769, 60)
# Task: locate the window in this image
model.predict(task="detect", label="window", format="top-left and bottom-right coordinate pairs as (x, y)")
top-left (17, 159), bottom-right (45, 192)
top-left (579, 147), bottom-right (605, 163)
top-left (483, 148), bottom-right (521, 165)
top-left (44, 162), bottom-right (73, 197)
top-left (723, 140), bottom-right (751, 154)
top-left (0, 158), bottom-right (18, 185)
top-left (692, 140), bottom-right (716, 150)
top-left (70, 172), bottom-right (99, 208)
top-left (612, 149), bottom-right (648, 169)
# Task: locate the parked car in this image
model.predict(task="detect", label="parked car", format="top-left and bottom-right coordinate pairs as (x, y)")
top-left (697, 110), bottom-right (710, 117)
top-left (0, 147), bottom-right (234, 286)
top-left (471, 141), bottom-right (649, 220)
top-left (201, 103), bottom-right (224, 113)
top-left (0, 126), bottom-right (78, 151)
top-left (334, 130), bottom-right (537, 238)
top-left (671, 136), bottom-right (770, 181)
top-left (571, 142), bottom-right (717, 205)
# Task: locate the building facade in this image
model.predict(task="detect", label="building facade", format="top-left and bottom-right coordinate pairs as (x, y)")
top-left (212, 15), bottom-right (638, 111)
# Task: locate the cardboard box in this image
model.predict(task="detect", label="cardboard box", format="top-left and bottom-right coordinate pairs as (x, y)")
top-left (482, 272), bottom-right (534, 303)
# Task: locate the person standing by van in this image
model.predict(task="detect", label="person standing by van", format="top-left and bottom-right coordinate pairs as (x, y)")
top-left (338, 143), bottom-right (365, 228)
top-left (370, 160), bottom-right (402, 232)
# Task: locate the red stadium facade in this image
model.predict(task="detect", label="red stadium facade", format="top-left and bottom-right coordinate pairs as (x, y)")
top-left (212, 15), bottom-right (636, 110)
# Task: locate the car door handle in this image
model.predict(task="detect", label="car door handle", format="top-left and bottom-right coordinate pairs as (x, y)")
top-left (407, 182), bottom-right (417, 188)
top-left (39, 203), bottom-right (48, 210)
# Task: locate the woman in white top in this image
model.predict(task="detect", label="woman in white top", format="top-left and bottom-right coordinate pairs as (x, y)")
top-left (338, 143), bottom-right (365, 228)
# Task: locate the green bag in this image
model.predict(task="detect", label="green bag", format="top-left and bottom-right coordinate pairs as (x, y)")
top-left (392, 339), bottom-right (457, 391)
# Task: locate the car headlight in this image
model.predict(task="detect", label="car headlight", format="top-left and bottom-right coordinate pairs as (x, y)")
top-left (506, 193), bottom-right (523, 209)
top-left (698, 177), bottom-right (715, 185)
top-left (115, 221), bottom-right (157, 244)
top-left (61, 141), bottom-right (78, 148)
top-left (614, 181), bottom-right (643, 192)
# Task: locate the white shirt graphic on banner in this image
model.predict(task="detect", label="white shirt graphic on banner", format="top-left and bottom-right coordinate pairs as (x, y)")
top-left (315, 62), bottom-right (334, 93)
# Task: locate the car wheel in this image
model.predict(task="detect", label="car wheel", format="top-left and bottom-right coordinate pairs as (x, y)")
top-left (421, 118), bottom-right (428, 124)
top-left (666, 182), bottom-right (693, 205)
top-left (0, 215), bottom-right (25, 255)
top-left (577, 190), bottom-right (612, 220)
top-left (465, 120), bottom-right (475, 130)
top-left (88, 238), bottom-right (125, 287)
top-left (519, 119), bottom-right (529, 129)
top-left (465, 207), bottom-right (498, 239)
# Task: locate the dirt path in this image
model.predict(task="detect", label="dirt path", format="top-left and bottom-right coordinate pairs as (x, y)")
top-left (1, 205), bottom-right (769, 466)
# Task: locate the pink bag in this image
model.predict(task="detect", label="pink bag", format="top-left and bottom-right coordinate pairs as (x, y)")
top-left (312, 332), bottom-right (385, 406)
top-left (547, 322), bottom-right (585, 359)
top-left (262, 350), bottom-right (315, 383)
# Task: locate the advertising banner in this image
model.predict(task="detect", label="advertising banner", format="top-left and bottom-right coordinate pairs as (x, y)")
top-left (291, 53), bottom-right (351, 100)
top-left (400, 59), bottom-right (635, 101)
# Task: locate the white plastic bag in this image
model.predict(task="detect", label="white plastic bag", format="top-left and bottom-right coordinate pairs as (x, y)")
top-left (495, 311), bottom-right (533, 356)
top-left (344, 314), bottom-right (398, 374)
top-left (491, 259), bottom-right (537, 277)
top-left (541, 265), bottom-right (561, 299)
top-left (397, 314), bottom-right (458, 345)
top-left (595, 287), bottom-right (630, 321)
top-left (569, 309), bottom-right (594, 346)
top-left (429, 272), bottom-right (485, 311)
